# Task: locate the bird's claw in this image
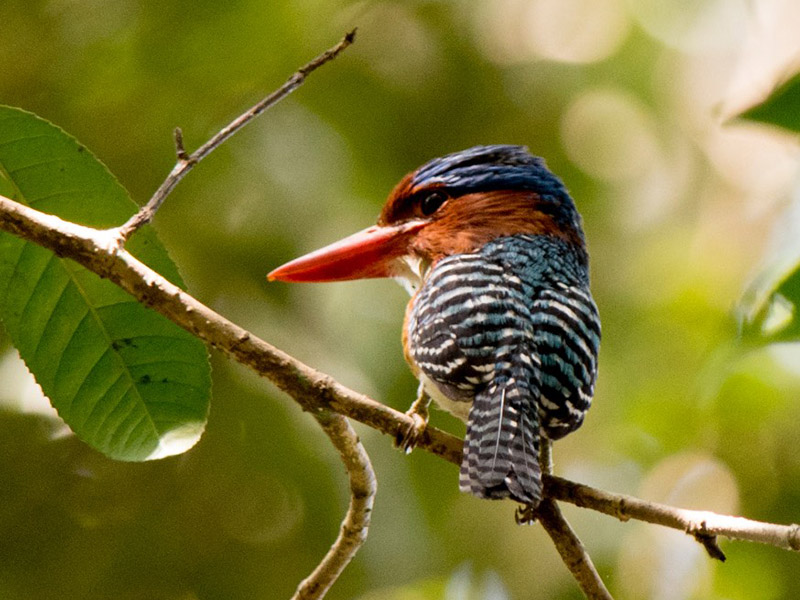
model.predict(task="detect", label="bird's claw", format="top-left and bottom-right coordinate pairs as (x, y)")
top-left (396, 386), bottom-right (431, 453)
top-left (515, 504), bottom-right (538, 525)
top-left (396, 410), bottom-right (428, 454)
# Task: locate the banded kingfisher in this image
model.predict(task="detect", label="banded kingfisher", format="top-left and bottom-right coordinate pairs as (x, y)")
top-left (268, 145), bottom-right (600, 512)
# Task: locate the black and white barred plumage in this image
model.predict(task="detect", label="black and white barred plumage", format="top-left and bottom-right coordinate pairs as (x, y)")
top-left (406, 227), bottom-right (599, 505)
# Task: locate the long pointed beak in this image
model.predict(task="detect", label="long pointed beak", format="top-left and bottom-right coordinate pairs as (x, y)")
top-left (268, 220), bottom-right (426, 283)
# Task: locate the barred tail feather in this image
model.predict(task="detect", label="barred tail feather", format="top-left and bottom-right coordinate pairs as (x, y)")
top-left (459, 358), bottom-right (542, 506)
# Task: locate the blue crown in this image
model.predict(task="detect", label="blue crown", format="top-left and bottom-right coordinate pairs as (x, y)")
top-left (411, 145), bottom-right (581, 235)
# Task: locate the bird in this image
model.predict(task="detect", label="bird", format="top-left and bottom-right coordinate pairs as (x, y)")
top-left (268, 145), bottom-right (600, 514)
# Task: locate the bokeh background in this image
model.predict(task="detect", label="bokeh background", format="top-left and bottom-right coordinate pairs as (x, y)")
top-left (2, 1), bottom-right (800, 599)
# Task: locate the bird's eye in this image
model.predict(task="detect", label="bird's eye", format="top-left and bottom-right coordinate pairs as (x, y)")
top-left (420, 191), bottom-right (448, 216)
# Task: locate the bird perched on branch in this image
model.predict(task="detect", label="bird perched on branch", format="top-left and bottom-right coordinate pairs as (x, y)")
top-left (269, 145), bottom-right (600, 514)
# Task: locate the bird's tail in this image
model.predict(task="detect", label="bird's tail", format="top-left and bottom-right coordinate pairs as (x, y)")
top-left (459, 356), bottom-right (542, 506)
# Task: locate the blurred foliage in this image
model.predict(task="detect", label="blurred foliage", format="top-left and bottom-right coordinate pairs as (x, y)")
top-left (737, 70), bottom-right (800, 350)
top-left (1, 1), bottom-right (800, 599)
top-left (741, 71), bottom-right (800, 134)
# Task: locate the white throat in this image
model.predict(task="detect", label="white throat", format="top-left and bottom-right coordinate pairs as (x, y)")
top-left (391, 255), bottom-right (431, 296)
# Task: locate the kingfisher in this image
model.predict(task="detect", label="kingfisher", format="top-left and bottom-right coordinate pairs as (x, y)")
top-left (268, 145), bottom-right (600, 511)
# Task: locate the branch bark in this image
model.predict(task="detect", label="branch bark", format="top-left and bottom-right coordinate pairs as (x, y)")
top-left (537, 500), bottom-right (612, 600)
top-left (547, 475), bottom-right (800, 554)
top-left (293, 412), bottom-right (376, 600)
top-left (2, 192), bottom-right (799, 563)
top-left (535, 440), bottom-right (612, 599)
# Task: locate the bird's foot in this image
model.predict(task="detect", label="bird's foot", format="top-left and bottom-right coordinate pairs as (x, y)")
top-left (396, 410), bottom-right (428, 454)
top-left (515, 503), bottom-right (538, 525)
top-left (395, 387), bottom-right (431, 454)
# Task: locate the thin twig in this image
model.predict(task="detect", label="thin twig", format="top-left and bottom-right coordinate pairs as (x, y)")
top-left (293, 412), bottom-right (376, 600)
top-left (173, 127), bottom-right (189, 161)
top-left (540, 436), bottom-right (554, 474)
top-left (535, 439), bottom-right (613, 599)
top-left (114, 29), bottom-right (357, 243)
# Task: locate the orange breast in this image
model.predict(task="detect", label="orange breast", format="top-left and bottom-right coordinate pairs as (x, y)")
top-left (401, 295), bottom-right (420, 377)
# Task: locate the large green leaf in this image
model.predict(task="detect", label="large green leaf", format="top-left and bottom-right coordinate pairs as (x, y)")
top-left (739, 71), bottom-right (800, 133)
top-left (0, 106), bottom-right (210, 461)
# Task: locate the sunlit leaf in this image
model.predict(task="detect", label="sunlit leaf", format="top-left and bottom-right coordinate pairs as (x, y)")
top-left (739, 71), bottom-right (800, 133)
top-left (0, 105), bottom-right (211, 461)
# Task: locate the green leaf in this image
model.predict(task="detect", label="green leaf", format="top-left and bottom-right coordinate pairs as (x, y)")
top-left (739, 71), bottom-right (800, 133)
top-left (0, 105), bottom-right (211, 461)
top-left (737, 191), bottom-right (800, 344)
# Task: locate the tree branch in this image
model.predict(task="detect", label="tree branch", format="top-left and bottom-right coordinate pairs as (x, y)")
top-left (534, 440), bottom-right (612, 599)
top-left (2, 192), bottom-right (799, 564)
top-left (537, 500), bottom-right (612, 600)
top-left (293, 412), bottom-right (376, 600)
top-left (113, 29), bottom-right (356, 242)
top-left (546, 475), bottom-right (800, 555)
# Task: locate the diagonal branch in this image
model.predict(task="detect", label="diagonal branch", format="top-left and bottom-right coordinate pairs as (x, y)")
top-left (294, 411), bottom-right (376, 600)
top-left (535, 439), bottom-right (612, 599)
top-left (114, 29), bottom-right (356, 242)
top-left (537, 500), bottom-right (612, 600)
top-left (1, 192), bottom-right (799, 562)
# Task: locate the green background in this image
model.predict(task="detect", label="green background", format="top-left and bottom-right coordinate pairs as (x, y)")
top-left (1, 1), bottom-right (799, 599)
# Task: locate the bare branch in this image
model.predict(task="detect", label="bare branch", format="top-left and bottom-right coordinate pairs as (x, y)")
top-left (535, 439), bottom-right (613, 599)
top-left (537, 500), bottom-right (613, 600)
top-left (293, 412), bottom-right (376, 600)
top-left (114, 29), bottom-right (357, 242)
top-left (547, 475), bottom-right (800, 553)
